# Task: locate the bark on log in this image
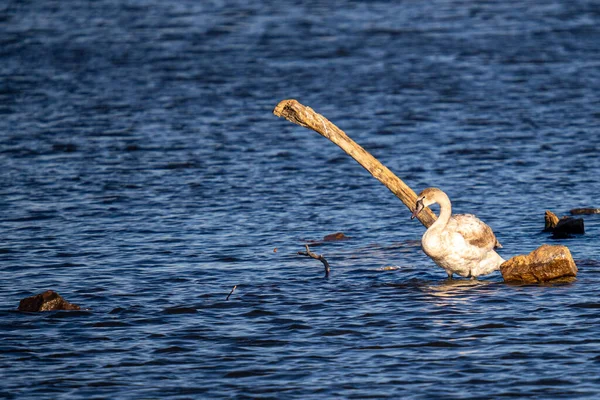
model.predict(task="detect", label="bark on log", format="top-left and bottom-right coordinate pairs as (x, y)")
top-left (273, 99), bottom-right (437, 228)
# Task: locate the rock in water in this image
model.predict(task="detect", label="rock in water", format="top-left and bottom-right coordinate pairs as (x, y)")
top-left (553, 217), bottom-right (585, 238)
top-left (18, 290), bottom-right (81, 312)
top-left (544, 210), bottom-right (560, 231)
top-left (323, 232), bottom-right (349, 242)
top-left (543, 210), bottom-right (584, 237)
top-left (500, 244), bottom-right (578, 283)
top-left (570, 208), bottom-right (600, 215)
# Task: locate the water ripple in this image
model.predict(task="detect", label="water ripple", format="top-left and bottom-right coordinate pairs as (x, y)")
top-left (1, 0), bottom-right (600, 399)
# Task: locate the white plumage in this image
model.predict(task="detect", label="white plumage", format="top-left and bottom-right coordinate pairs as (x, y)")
top-left (411, 188), bottom-right (504, 279)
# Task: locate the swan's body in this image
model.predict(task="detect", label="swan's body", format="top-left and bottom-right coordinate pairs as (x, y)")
top-left (411, 188), bottom-right (504, 279)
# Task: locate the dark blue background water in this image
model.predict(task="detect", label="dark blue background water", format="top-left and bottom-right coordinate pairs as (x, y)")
top-left (2, 1), bottom-right (600, 398)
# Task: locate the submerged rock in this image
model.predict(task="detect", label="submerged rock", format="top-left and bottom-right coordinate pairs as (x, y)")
top-left (18, 290), bottom-right (81, 312)
top-left (323, 232), bottom-right (349, 242)
top-left (570, 208), bottom-right (600, 215)
top-left (544, 210), bottom-right (584, 238)
top-left (306, 232), bottom-right (350, 246)
top-left (500, 244), bottom-right (578, 283)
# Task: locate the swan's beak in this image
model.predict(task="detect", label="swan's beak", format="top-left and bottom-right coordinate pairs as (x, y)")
top-left (411, 199), bottom-right (424, 220)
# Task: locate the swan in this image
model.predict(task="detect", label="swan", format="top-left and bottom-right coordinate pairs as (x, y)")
top-left (411, 187), bottom-right (504, 279)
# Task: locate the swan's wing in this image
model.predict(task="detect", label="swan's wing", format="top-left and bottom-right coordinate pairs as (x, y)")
top-left (449, 214), bottom-right (501, 251)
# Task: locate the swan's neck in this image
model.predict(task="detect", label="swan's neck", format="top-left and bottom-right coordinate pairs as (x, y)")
top-left (429, 192), bottom-right (452, 231)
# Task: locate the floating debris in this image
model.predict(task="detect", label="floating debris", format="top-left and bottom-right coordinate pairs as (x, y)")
top-left (298, 244), bottom-right (330, 277)
top-left (377, 266), bottom-right (401, 271)
top-left (226, 285), bottom-right (237, 301)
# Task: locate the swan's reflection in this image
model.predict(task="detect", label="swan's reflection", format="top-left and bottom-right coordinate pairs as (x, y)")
top-left (426, 278), bottom-right (499, 298)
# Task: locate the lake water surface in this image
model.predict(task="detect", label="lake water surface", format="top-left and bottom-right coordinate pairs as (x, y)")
top-left (1, 1), bottom-right (600, 398)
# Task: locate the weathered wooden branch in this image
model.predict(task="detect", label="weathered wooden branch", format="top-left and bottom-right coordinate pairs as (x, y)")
top-left (273, 99), bottom-right (437, 228)
top-left (298, 244), bottom-right (330, 277)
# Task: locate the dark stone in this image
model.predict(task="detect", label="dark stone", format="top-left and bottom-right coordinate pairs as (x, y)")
top-left (553, 217), bottom-right (584, 237)
top-left (543, 210), bottom-right (584, 236)
top-left (18, 290), bottom-right (81, 312)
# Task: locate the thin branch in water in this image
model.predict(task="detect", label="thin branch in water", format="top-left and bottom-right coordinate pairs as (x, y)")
top-left (226, 285), bottom-right (237, 301)
top-left (298, 244), bottom-right (330, 277)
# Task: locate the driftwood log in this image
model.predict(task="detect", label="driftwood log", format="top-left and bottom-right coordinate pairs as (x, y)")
top-left (274, 99), bottom-right (436, 228)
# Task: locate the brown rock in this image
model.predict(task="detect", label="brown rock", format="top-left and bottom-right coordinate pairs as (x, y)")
top-left (570, 208), bottom-right (600, 215)
top-left (544, 210), bottom-right (559, 231)
top-left (18, 290), bottom-right (81, 312)
top-left (323, 232), bottom-right (349, 242)
top-left (500, 244), bottom-right (578, 283)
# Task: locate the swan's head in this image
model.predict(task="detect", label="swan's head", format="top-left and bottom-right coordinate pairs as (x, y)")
top-left (410, 188), bottom-right (441, 219)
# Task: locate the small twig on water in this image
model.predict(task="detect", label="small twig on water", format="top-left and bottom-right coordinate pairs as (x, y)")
top-left (226, 285), bottom-right (237, 301)
top-left (298, 244), bottom-right (330, 277)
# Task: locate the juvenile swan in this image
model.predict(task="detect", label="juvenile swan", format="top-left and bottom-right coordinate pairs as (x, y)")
top-left (411, 188), bottom-right (504, 279)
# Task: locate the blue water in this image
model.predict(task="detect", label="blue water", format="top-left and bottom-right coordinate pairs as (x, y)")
top-left (2, 1), bottom-right (600, 398)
